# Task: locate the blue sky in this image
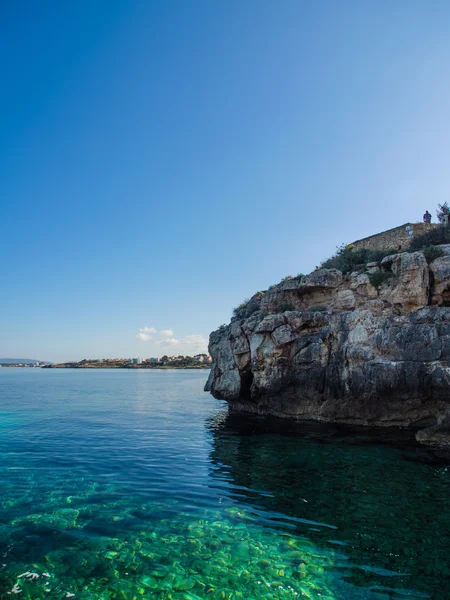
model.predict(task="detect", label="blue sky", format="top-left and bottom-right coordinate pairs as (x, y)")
top-left (2, 1), bottom-right (450, 361)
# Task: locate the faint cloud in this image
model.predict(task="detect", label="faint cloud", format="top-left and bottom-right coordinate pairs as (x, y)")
top-left (160, 329), bottom-right (174, 339)
top-left (136, 326), bottom-right (157, 341)
top-left (136, 327), bottom-right (208, 353)
top-left (183, 334), bottom-right (208, 351)
top-left (157, 337), bottom-right (182, 346)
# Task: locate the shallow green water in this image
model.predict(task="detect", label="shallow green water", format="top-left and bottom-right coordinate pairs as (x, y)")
top-left (0, 369), bottom-right (449, 600)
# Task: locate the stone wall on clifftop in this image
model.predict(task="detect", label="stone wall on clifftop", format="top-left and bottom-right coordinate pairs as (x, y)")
top-left (205, 244), bottom-right (450, 446)
top-left (351, 222), bottom-right (438, 253)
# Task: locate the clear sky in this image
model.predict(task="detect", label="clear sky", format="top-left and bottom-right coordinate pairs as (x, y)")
top-left (2, 1), bottom-right (450, 362)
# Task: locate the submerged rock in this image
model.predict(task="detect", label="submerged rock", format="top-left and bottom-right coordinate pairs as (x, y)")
top-left (206, 248), bottom-right (450, 446)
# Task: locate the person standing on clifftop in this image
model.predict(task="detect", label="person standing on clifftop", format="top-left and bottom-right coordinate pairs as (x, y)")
top-left (423, 210), bottom-right (432, 224)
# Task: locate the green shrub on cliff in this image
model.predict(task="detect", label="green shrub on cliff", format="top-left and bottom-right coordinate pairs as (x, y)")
top-left (233, 291), bottom-right (266, 319)
top-left (233, 299), bottom-right (250, 317)
top-left (368, 271), bottom-right (393, 290)
top-left (320, 245), bottom-right (396, 275)
top-left (280, 274), bottom-right (304, 283)
top-left (422, 245), bottom-right (445, 264)
top-left (277, 302), bottom-right (295, 312)
top-left (409, 225), bottom-right (450, 252)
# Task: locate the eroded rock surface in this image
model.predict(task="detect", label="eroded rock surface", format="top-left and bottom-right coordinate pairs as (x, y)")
top-left (206, 249), bottom-right (450, 446)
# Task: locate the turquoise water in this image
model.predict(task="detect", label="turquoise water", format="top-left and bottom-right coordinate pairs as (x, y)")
top-left (0, 370), bottom-right (449, 600)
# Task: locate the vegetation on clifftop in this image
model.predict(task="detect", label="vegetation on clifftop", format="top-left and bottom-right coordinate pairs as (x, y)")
top-left (422, 245), bottom-right (445, 264)
top-left (321, 223), bottom-right (450, 274)
top-left (409, 224), bottom-right (450, 252)
top-left (232, 299), bottom-right (250, 317)
top-left (319, 245), bottom-right (396, 275)
top-left (232, 220), bottom-right (450, 318)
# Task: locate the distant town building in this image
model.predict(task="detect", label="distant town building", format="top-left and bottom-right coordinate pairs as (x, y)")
top-left (129, 357), bottom-right (144, 365)
top-left (193, 354), bottom-right (212, 363)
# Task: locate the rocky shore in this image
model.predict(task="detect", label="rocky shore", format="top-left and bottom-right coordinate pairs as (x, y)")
top-left (205, 246), bottom-right (450, 446)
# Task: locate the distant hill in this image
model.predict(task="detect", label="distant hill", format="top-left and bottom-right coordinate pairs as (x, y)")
top-left (0, 358), bottom-right (50, 364)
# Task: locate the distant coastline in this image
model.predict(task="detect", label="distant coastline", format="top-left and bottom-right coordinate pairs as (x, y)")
top-left (0, 359), bottom-right (50, 368)
top-left (43, 364), bottom-right (210, 370)
top-left (43, 355), bottom-right (212, 370)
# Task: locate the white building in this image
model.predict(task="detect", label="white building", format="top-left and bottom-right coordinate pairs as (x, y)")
top-left (129, 357), bottom-right (143, 365)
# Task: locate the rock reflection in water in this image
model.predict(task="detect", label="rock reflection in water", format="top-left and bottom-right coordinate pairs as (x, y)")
top-left (207, 411), bottom-right (450, 599)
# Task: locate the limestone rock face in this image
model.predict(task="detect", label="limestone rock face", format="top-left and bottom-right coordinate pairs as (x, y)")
top-left (430, 249), bottom-right (450, 305)
top-left (380, 251), bottom-right (429, 309)
top-left (206, 249), bottom-right (450, 446)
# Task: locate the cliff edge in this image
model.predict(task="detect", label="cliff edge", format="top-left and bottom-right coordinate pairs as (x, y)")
top-left (205, 245), bottom-right (450, 446)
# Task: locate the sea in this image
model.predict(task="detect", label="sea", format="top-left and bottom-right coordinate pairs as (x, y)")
top-left (0, 368), bottom-right (449, 600)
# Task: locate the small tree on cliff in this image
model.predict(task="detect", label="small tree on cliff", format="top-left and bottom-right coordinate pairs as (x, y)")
top-left (437, 202), bottom-right (450, 223)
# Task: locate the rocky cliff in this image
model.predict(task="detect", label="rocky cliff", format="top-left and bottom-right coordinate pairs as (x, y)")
top-left (205, 246), bottom-right (450, 446)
